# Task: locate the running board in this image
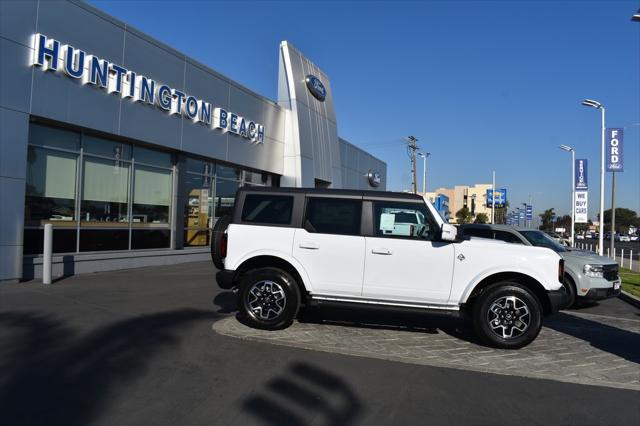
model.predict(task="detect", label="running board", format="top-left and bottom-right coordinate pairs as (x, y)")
top-left (307, 295), bottom-right (464, 318)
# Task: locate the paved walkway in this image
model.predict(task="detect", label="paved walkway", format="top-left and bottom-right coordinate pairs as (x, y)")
top-left (214, 304), bottom-right (640, 390)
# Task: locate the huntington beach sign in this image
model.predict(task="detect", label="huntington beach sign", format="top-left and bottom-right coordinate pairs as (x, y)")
top-left (31, 34), bottom-right (265, 143)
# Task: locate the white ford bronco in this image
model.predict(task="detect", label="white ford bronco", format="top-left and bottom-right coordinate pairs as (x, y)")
top-left (213, 187), bottom-right (567, 349)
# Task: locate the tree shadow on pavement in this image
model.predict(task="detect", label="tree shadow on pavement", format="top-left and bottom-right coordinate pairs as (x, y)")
top-left (0, 309), bottom-right (218, 426)
top-left (242, 361), bottom-right (363, 426)
top-left (545, 312), bottom-right (640, 364)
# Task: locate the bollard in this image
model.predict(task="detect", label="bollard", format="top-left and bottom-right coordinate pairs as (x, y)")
top-left (43, 224), bottom-right (53, 284)
top-left (630, 250), bottom-right (633, 271)
top-left (607, 247), bottom-right (610, 257)
top-left (621, 249), bottom-right (624, 268)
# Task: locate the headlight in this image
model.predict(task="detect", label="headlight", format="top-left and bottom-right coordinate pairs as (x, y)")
top-left (583, 264), bottom-right (604, 278)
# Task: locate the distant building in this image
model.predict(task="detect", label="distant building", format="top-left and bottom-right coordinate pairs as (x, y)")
top-left (422, 192), bottom-right (450, 221)
top-left (423, 183), bottom-right (495, 224)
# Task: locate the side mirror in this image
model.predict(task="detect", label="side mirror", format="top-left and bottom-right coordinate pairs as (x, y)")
top-left (440, 223), bottom-right (458, 242)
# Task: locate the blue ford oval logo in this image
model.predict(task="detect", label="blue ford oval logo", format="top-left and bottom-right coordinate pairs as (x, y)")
top-left (305, 75), bottom-right (327, 102)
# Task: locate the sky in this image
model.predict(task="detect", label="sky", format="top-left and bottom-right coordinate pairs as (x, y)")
top-left (90, 0), bottom-right (640, 221)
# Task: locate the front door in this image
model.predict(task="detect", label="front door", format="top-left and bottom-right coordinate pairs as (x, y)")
top-left (362, 201), bottom-right (455, 305)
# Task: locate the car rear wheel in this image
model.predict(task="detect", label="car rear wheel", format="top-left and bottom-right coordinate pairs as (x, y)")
top-left (473, 282), bottom-right (543, 349)
top-left (238, 267), bottom-right (300, 330)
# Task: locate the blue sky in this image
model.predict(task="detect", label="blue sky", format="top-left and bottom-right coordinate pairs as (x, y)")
top-left (90, 0), bottom-right (640, 220)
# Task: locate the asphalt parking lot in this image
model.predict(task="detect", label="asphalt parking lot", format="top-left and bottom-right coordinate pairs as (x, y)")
top-left (1, 261), bottom-right (638, 425)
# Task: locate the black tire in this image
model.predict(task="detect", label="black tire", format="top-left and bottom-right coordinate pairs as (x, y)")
top-left (211, 215), bottom-right (231, 270)
top-left (562, 274), bottom-right (577, 309)
top-left (238, 267), bottom-right (300, 330)
top-left (472, 282), bottom-right (543, 349)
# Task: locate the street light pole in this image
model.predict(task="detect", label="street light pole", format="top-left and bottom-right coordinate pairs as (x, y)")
top-left (582, 99), bottom-right (605, 256)
top-left (418, 152), bottom-right (430, 194)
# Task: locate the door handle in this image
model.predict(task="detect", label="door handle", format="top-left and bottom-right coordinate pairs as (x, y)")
top-left (371, 248), bottom-right (392, 255)
top-left (299, 242), bottom-right (319, 250)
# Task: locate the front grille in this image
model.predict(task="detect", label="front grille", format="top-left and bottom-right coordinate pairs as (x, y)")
top-left (603, 264), bottom-right (619, 281)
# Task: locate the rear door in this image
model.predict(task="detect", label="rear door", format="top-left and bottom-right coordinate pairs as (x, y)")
top-left (292, 196), bottom-right (365, 297)
top-left (362, 200), bottom-right (455, 305)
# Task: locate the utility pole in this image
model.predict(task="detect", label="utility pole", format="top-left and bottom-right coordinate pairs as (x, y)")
top-left (405, 136), bottom-right (420, 194)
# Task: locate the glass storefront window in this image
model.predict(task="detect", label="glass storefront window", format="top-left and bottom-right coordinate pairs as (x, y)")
top-left (23, 122), bottom-right (277, 255)
top-left (214, 179), bottom-right (239, 221)
top-left (29, 124), bottom-right (80, 151)
top-left (186, 157), bottom-right (214, 176)
top-left (132, 229), bottom-right (170, 249)
top-left (133, 164), bottom-right (172, 226)
top-left (134, 146), bottom-right (172, 167)
top-left (84, 135), bottom-right (131, 160)
top-left (25, 145), bottom-right (78, 226)
top-left (80, 229), bottom-right (129, 252)
top-left (244, 170), bottom-right (266, 186)
top-left (183, 172), bottom-right (213, 247)
top-left (80, 156), bottom-right (130, 224)
top-left (216, 164), bottom-right (241, 180)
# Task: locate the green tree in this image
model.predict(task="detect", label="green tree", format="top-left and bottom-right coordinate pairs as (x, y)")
top-left (599, 208), bottom-right (639, 233)
top-left (474, 213), bottom-right (489, 224)
top-left (455, 206), bottom-right (474, 224)
top-left (538, 208), bottom-right (555, 231)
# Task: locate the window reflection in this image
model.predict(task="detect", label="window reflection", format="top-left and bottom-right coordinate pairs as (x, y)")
top-left (132, 165), bottom-right (171, 226)
top-left (184, 173), bottom-right (213, 247)
top-left (80, 156), bottom-right (129, 224)
top-left (25, 146), bottom-right (77, 226)
top-left (214, 179), bottom-right (239, 221)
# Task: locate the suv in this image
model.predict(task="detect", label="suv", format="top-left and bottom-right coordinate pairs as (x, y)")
top-left (213, 188), bottom-right (566, 349)
top-left (460, 224), bottom-right (621, 308)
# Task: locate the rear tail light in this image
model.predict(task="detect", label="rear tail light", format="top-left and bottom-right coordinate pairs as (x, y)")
top-left (558, 259), bottom-right (565, 283)
top-left (220, 233), bottom-right (227, 258)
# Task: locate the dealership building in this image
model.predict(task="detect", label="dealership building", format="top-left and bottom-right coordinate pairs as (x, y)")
top-left (0, 0), bottom-right (386, 283)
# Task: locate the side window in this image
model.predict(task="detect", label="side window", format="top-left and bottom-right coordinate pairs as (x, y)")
top-left (305, 197), bottom-right (362, 236)
top-left (463, 228), bottom-right (494, 239)
top-left (494, 231), bottom-right (525, 244)
top-left (373, 201), bottom-right (437, 240)
top-left (241, 194), bottom-right (293, 225)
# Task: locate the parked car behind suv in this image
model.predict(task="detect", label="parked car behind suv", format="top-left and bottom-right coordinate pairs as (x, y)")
top-left (460, 224), bottom-right (621, 308)
top-left (212, 188), bottom-right (567, 349)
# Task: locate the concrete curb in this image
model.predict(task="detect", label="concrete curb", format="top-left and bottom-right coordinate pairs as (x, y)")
top-left (619, 291), bottom-right (640, 309)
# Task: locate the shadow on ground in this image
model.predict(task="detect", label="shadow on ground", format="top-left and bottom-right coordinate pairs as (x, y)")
top-left (0, 309), bottom-right (218, 426)
top-left (242, 361), bottom-right (364, 426)
top-left (545, 312), bottom-right (640, 364)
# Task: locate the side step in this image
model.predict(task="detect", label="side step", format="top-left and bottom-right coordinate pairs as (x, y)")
top-left (307, 296), bottom-right (465, 319)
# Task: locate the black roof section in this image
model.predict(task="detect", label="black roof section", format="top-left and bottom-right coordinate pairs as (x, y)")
top-left (238, 186), bottom-right (424, 200)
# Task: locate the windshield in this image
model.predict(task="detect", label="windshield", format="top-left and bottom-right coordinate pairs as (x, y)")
top-left (520, 230), bottom-right (566, 252)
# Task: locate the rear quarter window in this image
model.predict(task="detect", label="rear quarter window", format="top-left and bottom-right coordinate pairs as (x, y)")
top-left (241, 194), bottom-right (294, 225)
top-left (304, 197), bottom-right (362, 236)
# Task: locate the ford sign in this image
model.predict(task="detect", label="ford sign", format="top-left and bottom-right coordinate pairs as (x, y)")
top-left (305, 75), bottom-right (327, 102)
top-left (367, 170), bottom-right (381, 187)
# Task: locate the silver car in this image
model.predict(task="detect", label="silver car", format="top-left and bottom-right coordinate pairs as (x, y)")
top-left (460, 224), bottom-right (621, 308)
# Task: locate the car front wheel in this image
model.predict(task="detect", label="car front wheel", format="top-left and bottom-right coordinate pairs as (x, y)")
top-left (238, 267), bottom-right (300, 330)
top-left (473, 282), bottom-right (543, 349)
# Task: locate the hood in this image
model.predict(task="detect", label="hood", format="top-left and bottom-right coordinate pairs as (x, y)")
top-left (562, 249), bottom-right (616, 265)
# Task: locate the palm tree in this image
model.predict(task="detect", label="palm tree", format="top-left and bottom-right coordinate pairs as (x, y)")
top-left (455, 207), bottom-right (474, 224)
top-left (539, 208), bottom-right (555, 231)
